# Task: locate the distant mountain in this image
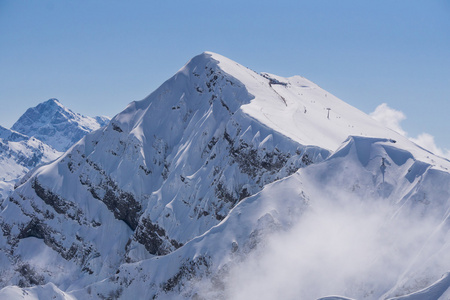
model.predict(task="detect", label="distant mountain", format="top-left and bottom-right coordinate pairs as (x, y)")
top-left (11, 99), bottom-right (110, 152)
top-left (0, 99), bottom-right (109, 201)
top-left (0, 125), bottom-right (60, 200)
top-left (0, 52), bottom-right (449, 299)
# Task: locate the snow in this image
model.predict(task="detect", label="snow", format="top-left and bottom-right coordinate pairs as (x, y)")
top-left (69, 133), bottom-right (450, 299)
top-left (206, 51), bottom-right (449, 171)
top-left (0, 126), bottom-right (61, 200)
top-left (0, 52), bottom-right (449, 300)
top-left (318, 297), bottom-right (356, 300)
top-left (0, 98), bottom-right (110, 200)
top-left (0, 283), bottom-right (75, 300)
top-left (11, 99), bottom-right (110, 152)
top-left (387, 273), bottom-right (450, 300)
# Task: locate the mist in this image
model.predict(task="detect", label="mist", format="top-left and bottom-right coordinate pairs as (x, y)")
top-left (176, 137), bottom-right (450, 300)
top-left (221, 190), bottom-right (450, 300)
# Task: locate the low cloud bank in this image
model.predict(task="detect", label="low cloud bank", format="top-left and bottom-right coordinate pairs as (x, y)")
top-left (222, 193), bottom-right (449, 300)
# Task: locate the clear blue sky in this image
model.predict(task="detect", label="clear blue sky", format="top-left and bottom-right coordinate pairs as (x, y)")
top-left (1, 0), bottom-right (449, 150)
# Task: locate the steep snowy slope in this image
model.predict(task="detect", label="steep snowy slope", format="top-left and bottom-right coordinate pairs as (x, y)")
top-left (75, 137), bottom-right (450, 300)
top-left (0, 52), bottom-right (448, 299)
top-left (0, 52), bottom-right (329, 289)
top-left (0, 126), bottom-right (60, 200)
top-left (0, 283), bottom-right (75, 300)
top-left (12, 99), bottom-right (109, 152)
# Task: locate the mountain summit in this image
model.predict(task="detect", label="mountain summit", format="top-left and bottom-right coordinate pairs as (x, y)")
top-left (0, 52), bottom-right (449, 299)
top-left (12, 98), bottom-right (109, 152)
top-left (0, 99), bottom-right (110, 200)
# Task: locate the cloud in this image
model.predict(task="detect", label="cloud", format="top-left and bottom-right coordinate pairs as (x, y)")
top-left (370, 103), bottom-right (450, 159)
top-left (369, 103), bottom-right (406, 136)
top-left (222, 190), bottom-right (449, 300)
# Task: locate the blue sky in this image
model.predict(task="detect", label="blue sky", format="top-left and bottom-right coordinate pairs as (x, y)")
top-left (0, 0), bottom-right (449, 152)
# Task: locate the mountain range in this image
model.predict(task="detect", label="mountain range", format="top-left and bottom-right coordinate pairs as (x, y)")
top-left (0, 52), bottom-right (449, 300)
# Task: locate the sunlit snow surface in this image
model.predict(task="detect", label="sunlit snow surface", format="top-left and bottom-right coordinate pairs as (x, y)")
top-left (0, 52), bottom-right (449, 299)
top-left (0, 126), bottom-right (61, 200)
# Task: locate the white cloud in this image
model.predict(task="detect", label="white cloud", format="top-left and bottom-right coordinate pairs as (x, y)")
top-left (370, 103), bottom-right (450, 159)
top-left (369, 103), bottom-right (406, 136)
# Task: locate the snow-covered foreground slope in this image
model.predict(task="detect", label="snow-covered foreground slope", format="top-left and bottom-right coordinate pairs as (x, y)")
top-left (12, 99), bottom-right (109, 152)
top-left (0, 126), bottom-right (60, 200)
top-left (0, 52), bottom-right (449, 299)
top-left (69, 136), bottom-right (450, 300)
top-left (0, 282), bottom-right (75, 300)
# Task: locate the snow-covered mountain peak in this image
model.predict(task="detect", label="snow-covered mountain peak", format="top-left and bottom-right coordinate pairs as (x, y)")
top-left (42, 98), bottom-right (63, 107)
top-left (174, 52), bottom-right (448, 170)
top-left (1, 52), bottom-right (449, 299)
top-left (21, 98), bottom-right (66, 117)
top-left (162, 52), bottom-right (411, 153)
top-left (0, 53), bottom-right (331, 287)
top-left (11, 99), bottom-right (110, 152)
top-left (113, 53), bottom-right (352, 147)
